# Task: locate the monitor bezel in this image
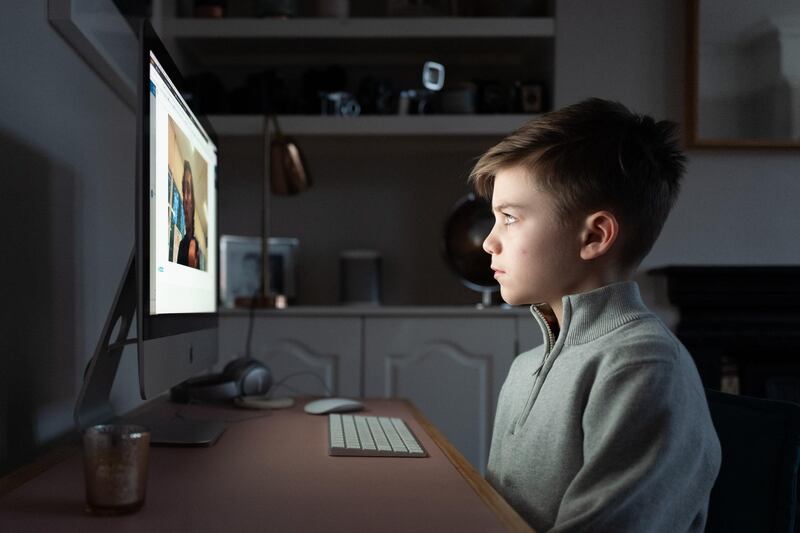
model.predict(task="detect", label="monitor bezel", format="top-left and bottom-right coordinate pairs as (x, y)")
top-left (137, 20), bottom-right (218, 341)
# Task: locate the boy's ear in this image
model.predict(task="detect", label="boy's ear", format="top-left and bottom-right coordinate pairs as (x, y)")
top-left (579, 211), bottom-right (619, 260)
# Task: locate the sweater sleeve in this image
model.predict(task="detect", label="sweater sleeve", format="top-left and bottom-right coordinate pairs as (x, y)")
top-left (550, 359), bottom-right (717, 533)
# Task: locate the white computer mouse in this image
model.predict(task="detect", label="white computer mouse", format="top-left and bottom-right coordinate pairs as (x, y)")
top-left (304, 397), bottom-right (364, 415)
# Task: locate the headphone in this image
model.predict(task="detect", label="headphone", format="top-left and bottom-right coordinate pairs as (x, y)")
top-left (170, 357), bottom-right (273, 404)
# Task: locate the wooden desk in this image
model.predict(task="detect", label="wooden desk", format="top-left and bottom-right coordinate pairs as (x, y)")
top-left (0, 399), bottom-right (533, 532)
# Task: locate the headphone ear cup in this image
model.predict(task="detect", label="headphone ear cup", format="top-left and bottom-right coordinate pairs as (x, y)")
top-left (240, 364), bottom-right (272, 397)
top-left (223, 357), bottom-right (253, 378)
top-left (223, 357), bottom-right (272, 397)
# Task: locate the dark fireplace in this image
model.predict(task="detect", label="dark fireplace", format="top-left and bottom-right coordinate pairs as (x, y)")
top-left (649, 266), bottom-right (800, 402)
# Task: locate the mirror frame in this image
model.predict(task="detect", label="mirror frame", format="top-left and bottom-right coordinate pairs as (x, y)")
top-left (686, 0), bottom-right (800, 149)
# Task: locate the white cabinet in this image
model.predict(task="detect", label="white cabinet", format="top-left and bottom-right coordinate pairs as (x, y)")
top-left (219, 316), bottom-right (362, 397)
top-left (219, 308), bottom-right (543, 472)
top-left (364, 317), bottom-right (517, 473)
top-left (517, 311), bottom-right (542, 353)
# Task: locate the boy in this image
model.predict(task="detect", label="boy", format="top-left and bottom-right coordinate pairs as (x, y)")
top-left (470, 98), bottom-right (721, 532)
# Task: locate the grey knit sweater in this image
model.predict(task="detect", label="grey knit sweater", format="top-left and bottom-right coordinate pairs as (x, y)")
top-left (487, 281), bottom-right (721, 532)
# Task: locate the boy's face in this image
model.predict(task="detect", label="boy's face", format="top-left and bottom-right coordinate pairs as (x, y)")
top-left (483, 166), bottom-right (585, 308)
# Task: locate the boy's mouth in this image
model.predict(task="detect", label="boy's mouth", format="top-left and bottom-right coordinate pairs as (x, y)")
top-left (491, 267), bottom-right (506, 277)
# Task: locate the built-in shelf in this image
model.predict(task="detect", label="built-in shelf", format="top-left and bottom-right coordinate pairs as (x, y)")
top-left (209, 114), bottom-right (537, 136)
top-left (166, 17), bottom-right (555, 67)
top-left (166, 17), bottom-right (555, 40)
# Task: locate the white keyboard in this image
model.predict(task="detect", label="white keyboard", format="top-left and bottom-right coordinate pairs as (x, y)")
top-left (328, 414), bottom-right (428, 457)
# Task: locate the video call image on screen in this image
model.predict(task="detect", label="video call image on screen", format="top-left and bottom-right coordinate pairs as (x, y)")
top-left (149, 52), bottom-right (217, 315)
top-left (167, 116), bottom-right (209, 271)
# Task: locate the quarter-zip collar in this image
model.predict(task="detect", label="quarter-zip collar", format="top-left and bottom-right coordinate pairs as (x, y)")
top-left (530, 304), bottom-right (558, 353)
top-left (529, 281), bottom-right (650, 350)
top-left (512, 281), bottom-right (650, 434)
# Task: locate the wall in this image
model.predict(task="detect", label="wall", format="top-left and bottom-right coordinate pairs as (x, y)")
top-left (556, 0), bottom-right (800, 278)
top-left (219, 135), bottom-right (497, 306)
top-left (0, 1), bottom-right (141, 476)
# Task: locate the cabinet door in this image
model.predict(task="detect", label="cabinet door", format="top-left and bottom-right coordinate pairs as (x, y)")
top-left (364, 317), bottom-right (516, 473)
top-left (219, 316), bottom-right (362, 398)
top-left (517, 313), bottom-right (544, 354)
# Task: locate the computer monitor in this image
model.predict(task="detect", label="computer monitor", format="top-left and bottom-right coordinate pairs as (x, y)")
top-left (74, 20), bottom-right (221, 443)
top-left (136, 19), bottom-right (219, 400)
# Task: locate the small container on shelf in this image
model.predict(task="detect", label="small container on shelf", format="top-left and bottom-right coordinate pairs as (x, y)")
top-left (255, 0), bottom-right (300, 17)
top-left (314, 0), bottom-right (350, 17)
top-left (194, 0), bottom-right (226, 18)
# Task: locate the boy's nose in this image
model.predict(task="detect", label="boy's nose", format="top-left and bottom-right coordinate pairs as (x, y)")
top-left (483, 230), bottom-right (499, 255)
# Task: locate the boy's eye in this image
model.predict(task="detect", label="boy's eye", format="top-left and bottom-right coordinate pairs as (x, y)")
top-left (502, 213), bottom-right (517, 225)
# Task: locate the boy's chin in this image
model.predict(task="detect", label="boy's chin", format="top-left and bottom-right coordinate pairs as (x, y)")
top-left (499, 289), bottom-right (526, 307)
top-left (500, 286), bottom-right (542, 307)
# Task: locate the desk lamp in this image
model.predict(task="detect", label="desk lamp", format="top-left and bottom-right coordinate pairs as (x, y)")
top-left (238, 115), bottom-right (311, 308)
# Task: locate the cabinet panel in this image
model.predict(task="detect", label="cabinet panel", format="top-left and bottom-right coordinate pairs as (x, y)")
top-left (364, 318), bottom-right (516, 473)
top-left (516, 312), bottom-right (544, 354)
top-left (219, 316), bottom-right (362, 398)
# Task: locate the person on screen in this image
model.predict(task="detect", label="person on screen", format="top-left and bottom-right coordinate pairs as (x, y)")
top-left (177, 160), bottom-right (199, 269)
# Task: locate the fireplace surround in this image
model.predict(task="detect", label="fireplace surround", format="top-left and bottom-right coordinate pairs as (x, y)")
top-left (650, 266), bottom-right (800, 401)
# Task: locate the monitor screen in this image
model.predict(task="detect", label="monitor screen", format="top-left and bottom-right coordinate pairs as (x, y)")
top-left (147, 52), bottom-right (217, 316)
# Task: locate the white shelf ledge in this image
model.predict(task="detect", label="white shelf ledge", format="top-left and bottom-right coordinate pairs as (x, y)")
top-left (208, 114), bottom-right (537, 136)
top-left (219, 305), bottom-right (529, 317)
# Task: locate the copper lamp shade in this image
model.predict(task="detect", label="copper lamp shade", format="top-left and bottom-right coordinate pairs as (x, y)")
top-left (270, 116), bottom-right (311, 196)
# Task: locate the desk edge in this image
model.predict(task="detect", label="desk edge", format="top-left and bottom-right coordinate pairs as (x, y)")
top-left (403, 399), bottom-right (535, 533)
top-left (0, 396), bottom-right (161, 497)
top-left (0, 444), bottom-right (79, 498)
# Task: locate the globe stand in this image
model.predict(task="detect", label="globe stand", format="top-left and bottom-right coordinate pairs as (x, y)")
top-left (476, 288), bottom-right (494, 309)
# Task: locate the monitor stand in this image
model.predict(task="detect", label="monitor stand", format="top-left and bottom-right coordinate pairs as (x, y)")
top-left (74, 248), bottom-right (225, 446)
top-left (124, 411), bottom-right (226, 447)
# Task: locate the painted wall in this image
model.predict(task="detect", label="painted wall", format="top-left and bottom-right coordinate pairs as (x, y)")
top-left (219, 135), bottom-right (496, 306)
top-left (0, 1), bottom-right (140, 476)
top-left (555, 0), bottom-right (800, 275)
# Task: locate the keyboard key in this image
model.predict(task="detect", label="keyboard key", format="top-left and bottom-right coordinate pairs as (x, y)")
top-left (355, 417), bottom-right (376, 450)
top-left (329, 414), bottom-right (345, 448)
top-left (367, 416), bottom-right (392, 452)
top-left (379, 417), bottom-right (407, 453)
top-left (343, 414), bottom-right (360, 449)
top-left (392, 418), bottom-right (424, 454)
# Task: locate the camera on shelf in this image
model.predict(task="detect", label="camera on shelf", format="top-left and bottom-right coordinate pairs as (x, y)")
top-left (397, 89), bottom-right (437, 115)
top-left (319, 91), bottom-right (361, 116)
top-left (397, 61), bottom-right (445, 115)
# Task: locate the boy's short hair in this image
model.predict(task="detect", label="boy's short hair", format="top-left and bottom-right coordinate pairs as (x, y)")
top-left (469, 98), bottom-right (686, 270)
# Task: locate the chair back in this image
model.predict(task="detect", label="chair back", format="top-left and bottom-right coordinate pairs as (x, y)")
top-left (705, 389), bottom-right (800, 533)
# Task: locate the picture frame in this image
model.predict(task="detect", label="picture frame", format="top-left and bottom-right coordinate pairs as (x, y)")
top-left (220, 235), bottom-right (299, 308)
top-left (686, 0), bottom-right (800, 149)
top-left (220, 235), bottom-right (262, 308)
top-left (267, 237), bottom-right (299, 301)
